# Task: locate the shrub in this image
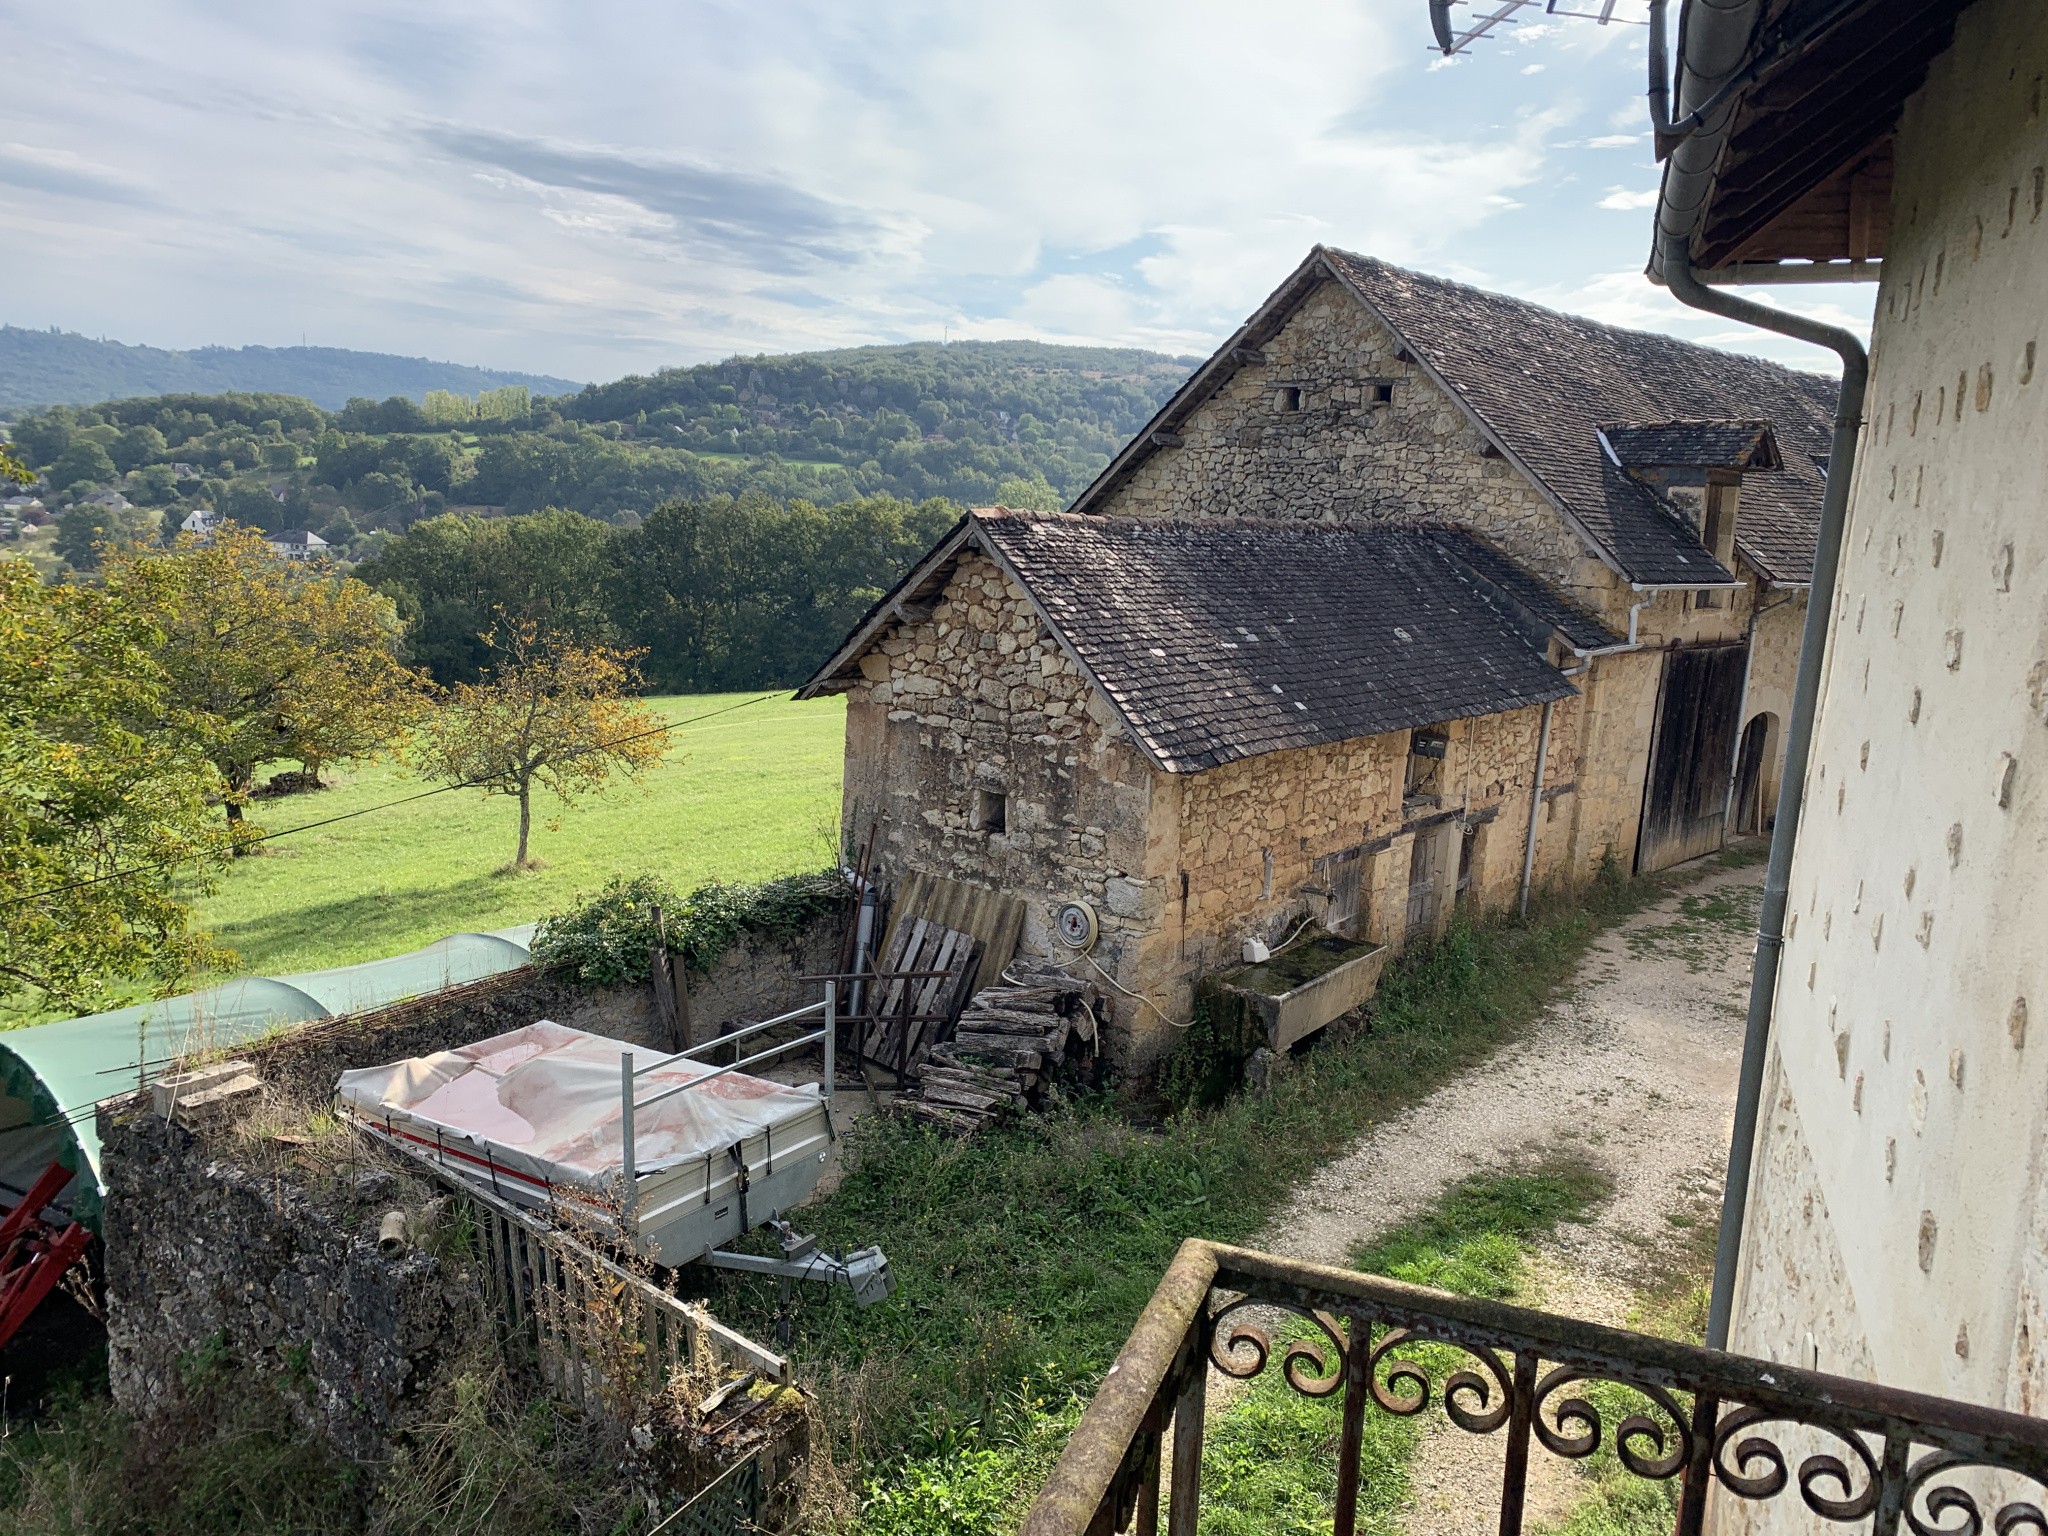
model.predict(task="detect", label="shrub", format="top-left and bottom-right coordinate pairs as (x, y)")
top-left (530, 868), bottom-right (849, 985)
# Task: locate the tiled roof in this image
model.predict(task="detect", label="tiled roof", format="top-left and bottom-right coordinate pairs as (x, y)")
top-left (974, 512), bottom-right (1580, 773)
top-left (1426, 529), bottom-right (1620, 655)
top-left (1067, 248), bottom-right (1836, 587)
top-left (1599, 420), bottom-right (1781, 471)
top-left (1320, 251), bottom-right (1836, 585)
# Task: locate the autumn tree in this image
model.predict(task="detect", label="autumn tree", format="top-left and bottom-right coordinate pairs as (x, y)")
top-left (414, 622), bottom-right (670, 870)
top-left (103, 525), bottom-right (428, 834)
top-left (0, 561), bottom-right (232, 1011)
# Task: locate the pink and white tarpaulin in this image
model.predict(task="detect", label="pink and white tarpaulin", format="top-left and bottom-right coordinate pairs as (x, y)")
top-left (337, 1020), bottom-right (823, 1195)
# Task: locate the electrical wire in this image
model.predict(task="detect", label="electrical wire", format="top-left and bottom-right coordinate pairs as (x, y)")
top-left (1, 691), bottom-right (782, 911)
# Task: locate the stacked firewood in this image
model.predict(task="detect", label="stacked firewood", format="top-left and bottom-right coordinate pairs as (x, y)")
top-left (896, 963), bottom-right (1101, 1134)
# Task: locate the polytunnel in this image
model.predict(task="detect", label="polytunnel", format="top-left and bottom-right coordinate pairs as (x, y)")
top-left (0, 926), bottom-right (535, 1230)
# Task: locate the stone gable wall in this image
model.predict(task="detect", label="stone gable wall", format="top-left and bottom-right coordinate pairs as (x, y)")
top-left (838, 550), bottom-right (1160, 1048)
top-left (1097, 278), bottom-right (1620, 618)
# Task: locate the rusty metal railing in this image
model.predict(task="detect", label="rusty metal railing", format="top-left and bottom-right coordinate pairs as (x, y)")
top-left (1020, 1239), bottom-right (2048, 1536)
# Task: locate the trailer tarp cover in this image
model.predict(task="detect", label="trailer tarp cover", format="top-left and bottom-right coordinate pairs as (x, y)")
top-left (337, 1021), bottom-right (822, 1194)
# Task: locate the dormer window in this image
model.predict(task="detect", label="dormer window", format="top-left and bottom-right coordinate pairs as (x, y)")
top-left (1276, 386), bottom-right (1301, 413)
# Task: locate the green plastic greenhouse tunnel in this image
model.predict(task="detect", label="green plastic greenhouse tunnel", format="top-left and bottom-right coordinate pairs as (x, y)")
top-left (0, 927), bottom-right (535, 1230)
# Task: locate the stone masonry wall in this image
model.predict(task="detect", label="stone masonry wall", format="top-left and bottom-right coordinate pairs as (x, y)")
top-left (839, 549), bottom-right (1158, 1051)
top-left (1125, 696), bottom-right (1583, 1064)
top-left (100, 1099), bottom-right (487, 1464)
top-left (1101, 278), bottom-right (1620, 621)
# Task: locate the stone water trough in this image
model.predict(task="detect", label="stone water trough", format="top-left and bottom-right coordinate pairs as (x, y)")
top-left (1221, 930), bottom-right (1388, 1052)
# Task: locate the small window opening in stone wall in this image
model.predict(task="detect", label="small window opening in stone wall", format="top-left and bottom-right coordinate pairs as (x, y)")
top-left (1405, 727), bottom-right (1448, 804)
top-left (1372, 382), bottom-right (1394, 404)
top-left (1276, 386), bottom-right (1301, 413)
top-left (973, 787), bottom-right (1007, 834)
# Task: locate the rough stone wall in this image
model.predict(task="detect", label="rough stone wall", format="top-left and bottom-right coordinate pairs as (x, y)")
top-left (838, 549), bottom-right (1158, 1049)
top-left (1099, 278), bottom-right (1619, 619)
top-left (1727, 0), bottom-right (2048, 1427)
top-left (1125, 698), bottom-right (1581, 1062)
top-left (99, 1100), bottom-right (486, 1464)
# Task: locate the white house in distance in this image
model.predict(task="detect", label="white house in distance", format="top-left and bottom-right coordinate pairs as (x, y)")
top-left (1663, 0), bottom-right (2048, 1454)
top-left (179, 507), bottom-right (218, 537)
top-left (265, 529), bottom-right (329, 561)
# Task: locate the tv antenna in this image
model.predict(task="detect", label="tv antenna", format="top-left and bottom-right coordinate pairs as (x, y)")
top-left (1428, 0), bottom-right (1645, 57)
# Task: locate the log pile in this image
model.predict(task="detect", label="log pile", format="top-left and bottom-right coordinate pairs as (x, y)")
top-left (895, 963), bottom-right (1102, 1135)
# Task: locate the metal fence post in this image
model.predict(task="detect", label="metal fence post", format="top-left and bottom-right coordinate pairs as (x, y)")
top-left (620, 1051), bottom-right (637, 1222)
top-left (823, 980), bottom-right (837, 1103)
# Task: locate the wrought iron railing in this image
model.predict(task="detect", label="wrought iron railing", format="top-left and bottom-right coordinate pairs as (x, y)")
top-left (1019, 1239), bottom-right (2048, 1536)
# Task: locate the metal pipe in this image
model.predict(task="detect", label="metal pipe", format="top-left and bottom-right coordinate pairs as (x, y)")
top-left (1519, 698), bottom-right (1556, 917)
top-left (632, 999), bottom-right (826, 1077)
top-left (633, 1028), bottom-right (829, 1112)
top-left (823, 979), bottom-right (837, 1103)
top-left (1646, 0), bottom-right (1873, 1353)
top-left (619, 1051), bottom-right (637, 1218)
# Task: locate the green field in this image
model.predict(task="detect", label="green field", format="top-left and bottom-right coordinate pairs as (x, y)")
top-left (189, 691), bottom-right (845, 979)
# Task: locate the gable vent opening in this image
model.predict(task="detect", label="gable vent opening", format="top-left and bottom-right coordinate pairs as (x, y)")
top-left (1276, 385), bottom-right (1301, 413)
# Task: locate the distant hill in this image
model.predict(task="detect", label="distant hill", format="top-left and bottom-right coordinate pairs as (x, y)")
top-left (0, 326), bottom-right (581, 412)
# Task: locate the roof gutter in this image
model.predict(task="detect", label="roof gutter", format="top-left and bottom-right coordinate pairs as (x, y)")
top-left (1647, 0), bottom-right (1872, 1353)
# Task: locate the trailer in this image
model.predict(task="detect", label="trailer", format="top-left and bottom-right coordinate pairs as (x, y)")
top-left (337, 986), bottom-right (891, 1308)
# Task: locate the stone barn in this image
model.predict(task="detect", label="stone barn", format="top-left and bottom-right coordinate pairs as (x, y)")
top-left (801, 248), bottom-right (1837, 1068)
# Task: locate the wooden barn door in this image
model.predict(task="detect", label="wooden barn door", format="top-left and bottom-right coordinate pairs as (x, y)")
top-left (1635, 644), bottom-right (1748, 873)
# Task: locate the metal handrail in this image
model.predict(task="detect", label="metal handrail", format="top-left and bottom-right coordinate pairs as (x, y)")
top-left (1021, 1238), bottom-right (2048, 1536)
top-left (630, 998), bottom-right (830, 1079)
top-left (619, 981), bottom-right (836, 1217)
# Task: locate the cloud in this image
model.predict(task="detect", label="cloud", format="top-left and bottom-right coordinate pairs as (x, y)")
top-left (1599, 186), bottom-right (1661, 209)
top-left (0, 142), bottom-right (155, 206)
top-left (418, 124), bottom-right (888, 271)
top-left (0, 0), bottom-right (1821, 381)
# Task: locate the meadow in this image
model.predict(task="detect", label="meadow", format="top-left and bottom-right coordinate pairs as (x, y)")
top-left (189, 691), bottom-right (846, 980)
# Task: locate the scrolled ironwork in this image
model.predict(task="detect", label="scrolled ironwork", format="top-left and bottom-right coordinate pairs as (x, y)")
top-left (1206, 1296), bottom-right (1347, 1398)
top-left (1903, 1451), bottom-right (2048, 1536)
top-left (1363, 1325), bottom-right (1513, 1429)
top-left (1525, 1365), bottom-right (1692, 1477)
top-left (1710, 1406), bottom-right (1880, 1522)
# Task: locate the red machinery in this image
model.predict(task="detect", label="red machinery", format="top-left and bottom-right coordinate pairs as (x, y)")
top-left (0, 1161), bottom-right (90, 1351)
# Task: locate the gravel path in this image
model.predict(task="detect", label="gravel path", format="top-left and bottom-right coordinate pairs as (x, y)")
top-left (1255, 855), bottom-right (1763, 1533)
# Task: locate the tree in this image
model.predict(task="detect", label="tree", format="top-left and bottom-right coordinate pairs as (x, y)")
top-left (413, 622), bottom-right (669, 870)
top-left (0, 561), bottom-right (232, 1011)
top-left (55, 500), bottom-right (159, 570)
top-left (112, 423), bottom-right (168, 473)
top-left (1, 441), bottom-right (33, 486)
top-left (103, 526), bottom-right (428, 834)
top-left (357, 507), bottom-right (616, 682)
top-left (49, 440), bottom-right (117, 491)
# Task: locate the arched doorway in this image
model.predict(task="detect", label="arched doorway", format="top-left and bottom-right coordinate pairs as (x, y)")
top-left (1730, 712), bottom-right (1777, 836)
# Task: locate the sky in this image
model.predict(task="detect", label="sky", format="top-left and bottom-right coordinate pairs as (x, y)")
top-left (0, 1), bottom-right (1878, 385)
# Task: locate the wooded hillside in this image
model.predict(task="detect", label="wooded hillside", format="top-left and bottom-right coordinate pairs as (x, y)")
top-left (2, 339), bottom-right (1197, 536)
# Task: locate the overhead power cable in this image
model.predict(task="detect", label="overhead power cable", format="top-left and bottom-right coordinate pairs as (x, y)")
top-left (2, 691), bottom-right (783, 912)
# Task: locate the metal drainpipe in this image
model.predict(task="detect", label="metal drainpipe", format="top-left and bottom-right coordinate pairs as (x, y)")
top-left (1644, 0), bottom-right (1873, 1351)
top-left (1519, 698), bottom-right (1556, 917)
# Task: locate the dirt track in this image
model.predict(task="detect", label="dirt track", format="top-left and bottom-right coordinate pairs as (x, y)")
top-left (1258, 855), bottom-right (1763, 1533)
